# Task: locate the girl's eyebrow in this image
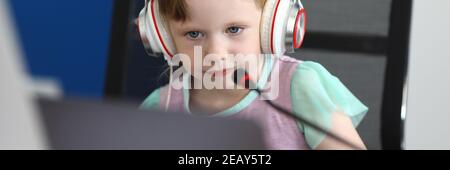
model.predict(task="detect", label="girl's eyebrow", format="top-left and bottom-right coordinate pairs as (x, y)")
top-left (174, 24), bottom-right (206, 32)
top-left (172, 20), bottom-right (251, 33)
top-left (225, 21), bottom-right (249, 27)
top-left (180, 27), bottom-right (206, 32)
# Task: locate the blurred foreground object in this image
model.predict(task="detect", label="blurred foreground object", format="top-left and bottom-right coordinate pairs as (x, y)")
top-left (0, 0), bottom-right (47, 149)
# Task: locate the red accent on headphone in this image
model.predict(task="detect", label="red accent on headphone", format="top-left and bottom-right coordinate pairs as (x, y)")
top-left (150, 0), bottom-right (173, 58)
top-left (293, 8), bottom-right (306, 49)
top-left (270, 0), bottom-right (282, 54)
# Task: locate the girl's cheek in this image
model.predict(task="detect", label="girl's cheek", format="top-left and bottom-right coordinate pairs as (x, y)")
top-left (188, 54), bottom-right (204, 78)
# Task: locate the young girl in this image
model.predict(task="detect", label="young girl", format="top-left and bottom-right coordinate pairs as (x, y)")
top-left (139, 0), bottom-right (368, 150)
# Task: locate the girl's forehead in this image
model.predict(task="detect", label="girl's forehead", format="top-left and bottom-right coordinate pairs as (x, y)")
top-left (185, 0), bottom-right (259, 16)
top-left (180, 0), bottom-right (261, 24)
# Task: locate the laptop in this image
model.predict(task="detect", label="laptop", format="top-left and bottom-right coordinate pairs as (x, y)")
top-left (38, 98), bottom-right (266, 150)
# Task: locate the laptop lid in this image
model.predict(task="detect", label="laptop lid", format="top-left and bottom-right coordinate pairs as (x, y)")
top-left (39, 98), bottom-right (265, 150)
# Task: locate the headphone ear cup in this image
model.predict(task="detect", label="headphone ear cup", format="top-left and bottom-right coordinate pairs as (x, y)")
top-left (293, 8), bottom-right (306, 49)
top-left (260, 0), bottom-right (292, 55)
top-left (139, 0), bottom-right (177, 63)
top-left (260, 0), bottom-right (278, 54)
top-left (260, 0), bottom-right (306, 56)
top-left (138, 8), bottom-right (155, 56)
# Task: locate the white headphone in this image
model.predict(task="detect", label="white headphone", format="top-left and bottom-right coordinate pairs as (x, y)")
top-left (138, 0), bottom-right (307, 63)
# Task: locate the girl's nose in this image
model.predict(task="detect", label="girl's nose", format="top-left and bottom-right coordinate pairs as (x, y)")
top-left (204, 35), bottom-right (228, 58)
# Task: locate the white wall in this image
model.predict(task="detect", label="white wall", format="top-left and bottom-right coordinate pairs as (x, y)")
top-left (404, 0), bottom-right (450, 149)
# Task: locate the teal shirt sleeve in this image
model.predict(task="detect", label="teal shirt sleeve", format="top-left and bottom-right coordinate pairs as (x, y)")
top-left (290, 61), bottom-right (369, 149)
top-left (140, 88), bottom-right (161, 110)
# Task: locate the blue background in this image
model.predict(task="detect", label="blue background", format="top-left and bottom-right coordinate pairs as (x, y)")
top-left (9, 0), bottom-right (114, 98)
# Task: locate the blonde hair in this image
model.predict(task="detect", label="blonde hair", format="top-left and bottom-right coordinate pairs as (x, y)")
top-left (158, 0), bottom-right (267, 22)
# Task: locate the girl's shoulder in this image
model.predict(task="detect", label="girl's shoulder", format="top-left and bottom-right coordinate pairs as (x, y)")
top-left (287, 58), bottom-right (369, 149)
top-left (140, 87), bottom-right (162, 110)
top-left (140, 84), bottom-right (184, 111)
top-left (276, 56), bottom-right (333, 83)
top-left (293, 60), bottom-right (333, 82)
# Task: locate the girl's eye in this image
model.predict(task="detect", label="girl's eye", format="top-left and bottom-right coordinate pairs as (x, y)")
top-left (186, 31), bottom-right (203, 39)
top-left (227, 27), bottom-right (243, 34)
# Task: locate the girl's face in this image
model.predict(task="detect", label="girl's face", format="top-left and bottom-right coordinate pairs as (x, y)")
top-left (168, 0), bottom-right (263, 78)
